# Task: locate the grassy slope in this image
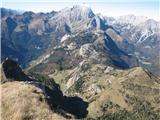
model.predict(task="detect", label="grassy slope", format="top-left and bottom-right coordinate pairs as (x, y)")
top-left (47, 62), bottom-right (160, 119)
top-left (1, 81), bottom-right (65, 120)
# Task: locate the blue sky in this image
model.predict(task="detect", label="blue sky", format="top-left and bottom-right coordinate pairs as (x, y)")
top-left (1, 0), bottom-right (159, 21)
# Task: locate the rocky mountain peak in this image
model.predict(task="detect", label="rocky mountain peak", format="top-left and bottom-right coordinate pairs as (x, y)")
top-left (71, 4), bottom-right (94, 18)
top-left (138, 19), bottom-right (160, 32)
top-left (117, 14), bottom-right (148, 26)
top-left (56, 5), bottom-right (94, 21)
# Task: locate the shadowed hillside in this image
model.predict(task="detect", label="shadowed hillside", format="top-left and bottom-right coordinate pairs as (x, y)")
top-left (1, 59), bottom-right (88, 119)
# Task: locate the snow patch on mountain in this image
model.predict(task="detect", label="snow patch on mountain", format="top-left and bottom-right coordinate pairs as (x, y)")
top-left (61, 34), bottom-right (70, 43)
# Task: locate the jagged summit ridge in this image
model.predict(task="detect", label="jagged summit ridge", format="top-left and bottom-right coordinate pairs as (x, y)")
top-left (117, 14), bottom-right (148, 25)
top-left (52, 4), bottom-right (94, 22)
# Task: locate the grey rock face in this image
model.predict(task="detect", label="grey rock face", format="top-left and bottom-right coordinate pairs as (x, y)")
top-left (79, 43), bottom-right (99, 60)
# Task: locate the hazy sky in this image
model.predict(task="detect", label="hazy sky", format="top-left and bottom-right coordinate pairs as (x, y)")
top-left (1, 0), bottom-right (159, 21)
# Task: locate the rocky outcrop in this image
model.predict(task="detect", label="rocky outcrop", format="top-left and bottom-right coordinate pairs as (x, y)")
top-left (79, 43), bottom-right (99, 60)
top-left (1, 59), bottom-right (88, 119)
top-left (2, 58), bottom-right (29, 83)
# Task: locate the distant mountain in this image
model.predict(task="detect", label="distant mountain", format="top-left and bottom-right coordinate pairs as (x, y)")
top-left (117, 14), bottom-right (148, 26)
top-left (1, 5), bottom-right (137, 69)
top-left (1, 5), bottom-right (160, 120)
top-left (56, 5), bottom-right (95, 21)
top-left (108, 16), bottom-right (160, 75)
top-left (1, 6), bottom-right (160, 75)
top-left (1, 8), bottom-right (23, 17)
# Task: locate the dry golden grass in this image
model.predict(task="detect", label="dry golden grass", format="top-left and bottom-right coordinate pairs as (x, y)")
top-left (1, 81), bottom-right (65, 120)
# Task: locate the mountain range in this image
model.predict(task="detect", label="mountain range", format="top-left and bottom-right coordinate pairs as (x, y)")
top-left (1, 5), bottom-right (160, 120)
top-left (1, 6), bottom-right (159, 75)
